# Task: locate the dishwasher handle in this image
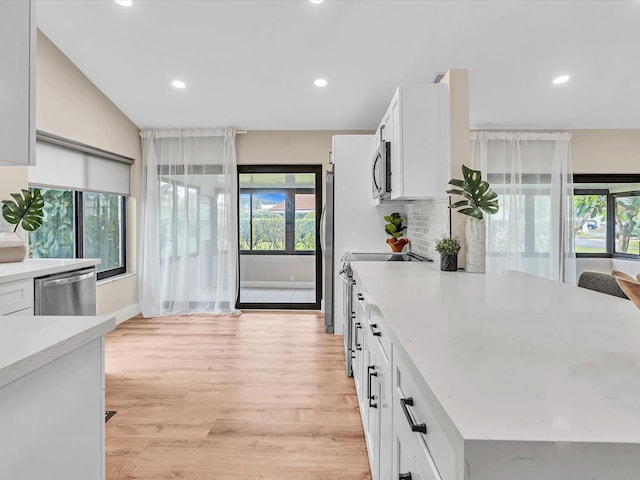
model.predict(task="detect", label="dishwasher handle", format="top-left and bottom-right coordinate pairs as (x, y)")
top-left (42, 270), bottom-right (95, 288)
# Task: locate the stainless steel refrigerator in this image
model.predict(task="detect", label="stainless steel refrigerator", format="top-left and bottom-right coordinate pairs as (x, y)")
top-left (323, 168), bottom-right (335, 333)
top-left (323, 135), bottom-right (404, 337)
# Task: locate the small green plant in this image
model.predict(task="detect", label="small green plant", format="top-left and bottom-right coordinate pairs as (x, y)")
top-left (1, 188), bottom-right (44, 233)
top-left (446, 165), bottom-right (499, 220)
top-left (435, 236), bottom-right (461, 256)
top-left (384, 212), bottom-right (406, 239)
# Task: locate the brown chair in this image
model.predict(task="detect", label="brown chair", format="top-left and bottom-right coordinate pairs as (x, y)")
top-left (615, 277), bottom-right (640, 310)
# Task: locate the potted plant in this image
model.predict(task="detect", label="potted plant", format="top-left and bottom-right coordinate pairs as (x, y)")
top-left (0, 188), bottom-right (44, 263)
top-left (446, 165), bottom-right (499, 273)
top-left (435, 236), bottom-right (461, 271)
top-left (384, 212), bottom-right (409, 252)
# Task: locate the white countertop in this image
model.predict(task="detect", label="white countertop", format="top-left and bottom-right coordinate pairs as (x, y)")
top-left (0, 314), bottom-right (115, 388)
top-left (0, 258), bottom-right (100, 283)
top-left (351, 262), bottom-right (640, 444)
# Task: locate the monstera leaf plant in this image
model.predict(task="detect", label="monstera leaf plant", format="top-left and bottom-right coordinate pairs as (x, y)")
top-left (1, 188), bottom-right (45, 233)
top-left (446, 165), bottom-right (499, 220)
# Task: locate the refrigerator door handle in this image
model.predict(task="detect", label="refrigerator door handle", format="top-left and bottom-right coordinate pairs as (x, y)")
top-left (319, 205), bottom-right (326, 256)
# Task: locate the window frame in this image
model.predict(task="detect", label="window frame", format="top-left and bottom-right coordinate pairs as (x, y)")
top-left (30, 187), bottom-right (127, 281)
top-left (573, 174), bottom-right (640, 261)
top-left (239, 187), bottom-right (316, 256)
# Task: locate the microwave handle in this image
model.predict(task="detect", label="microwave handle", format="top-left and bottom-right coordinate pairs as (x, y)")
top-left (372, 153), bottom-right (381, 192)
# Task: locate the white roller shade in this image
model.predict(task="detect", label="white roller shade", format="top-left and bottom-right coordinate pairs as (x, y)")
top-left (29, 139), bottom-right (132, 196)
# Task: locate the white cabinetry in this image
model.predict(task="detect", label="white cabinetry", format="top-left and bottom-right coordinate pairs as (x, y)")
top-left (375, 84), bottom-right (450, 201)
top-left (0, 0), bottom-right (35, 166)
top-left (351, 272), bottom-right (394, 480)
top-left (0, 278), bottom-right (34, 316)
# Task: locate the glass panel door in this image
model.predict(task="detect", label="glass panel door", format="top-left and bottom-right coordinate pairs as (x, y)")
top-left (237, 166), bottom-right (321, 309)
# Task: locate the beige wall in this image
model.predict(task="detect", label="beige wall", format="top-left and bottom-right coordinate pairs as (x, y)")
top-left (36, 31), bottom-right (141, 316)
top-left (570, 130), bottom-right (640, 174)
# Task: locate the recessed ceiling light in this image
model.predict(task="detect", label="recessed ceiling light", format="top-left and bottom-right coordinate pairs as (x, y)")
top-left (310, 0), bottom-right (325, 4)
top-left (314, 78), bottom-right (328, 87)
top-left (553, 75), bottom-right (570, 85)
top-left (115, 0), bottom-right (133, 6)
top-left (172, 80), bottom-right (186, 89)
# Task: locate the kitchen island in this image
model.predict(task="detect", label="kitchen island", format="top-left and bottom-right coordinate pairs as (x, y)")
top-left (0, 314), bottom-right (115, 480)
top-left (351, 261), bottom-right (640, 480)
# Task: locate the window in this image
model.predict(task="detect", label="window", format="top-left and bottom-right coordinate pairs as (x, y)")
top-left (239, 189), bottom-right (315, 254)
top-left (613, 193), bottom-right (640, 256)
top-left (574, 193), bottom-right (607, 254)
top-left (159, 178), bottom-right (201, 260)
top-left (29, 187), bottom-right (127, 280)
top-left (573, 174), bottom-right (640, 260)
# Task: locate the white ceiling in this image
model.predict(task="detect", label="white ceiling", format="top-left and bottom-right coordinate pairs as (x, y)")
top-left (35, 0), bottom-right (640, 131)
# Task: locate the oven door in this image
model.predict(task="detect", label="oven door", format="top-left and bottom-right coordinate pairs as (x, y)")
top-left (371, 141), bottom-right (390, 199)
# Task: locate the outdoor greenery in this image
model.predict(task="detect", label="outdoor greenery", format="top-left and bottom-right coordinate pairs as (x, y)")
top-left (447, 165), bottom-right (499, 220)
top-left (435, 236), bottom-right (461, 256)
top-left (573, 192), bottom-right (640, 256)
top-left (29, 188), bottom-right (75, 259)
top-left (239, 192), bottom-right (315, 251)
top-left (1, 188), bottom-right (44, 232)
top-left (384, 212), bottom-right (406, 239)
top-left (28, 187), bottom-right (124, 273)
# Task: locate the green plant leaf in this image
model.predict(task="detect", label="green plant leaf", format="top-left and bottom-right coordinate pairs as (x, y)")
top-left (1, 188), bottom-right (45, 233)
top-left (447, 165), bottom-right (499, 220)
top-left (449, 200), bottom-right (469, 209)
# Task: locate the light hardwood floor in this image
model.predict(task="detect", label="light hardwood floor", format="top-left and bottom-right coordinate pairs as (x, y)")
top-left (105, 312), bottom-right (371, 480)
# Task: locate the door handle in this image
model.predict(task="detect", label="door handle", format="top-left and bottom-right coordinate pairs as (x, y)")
top-left (42, 270), bottom-right (95, 288)
top-left (400, 397), bottom-right (427, 434)
top-left (367, 366), bottom-right (378, 408)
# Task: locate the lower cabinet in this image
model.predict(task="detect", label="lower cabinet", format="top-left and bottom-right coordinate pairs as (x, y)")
top-left (0, 278), bottom-right (34, 316)
top-left (352, 272), bottom-right (446, 480)
top-left (393, 369), bottom-right (441, 480)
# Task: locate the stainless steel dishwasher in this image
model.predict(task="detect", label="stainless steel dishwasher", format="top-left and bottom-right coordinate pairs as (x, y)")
top-left (34, 267), bottom-right (97, 315)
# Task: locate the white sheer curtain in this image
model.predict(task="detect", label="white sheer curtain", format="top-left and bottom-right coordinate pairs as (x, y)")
top-left (139, 128), bottom-right (239, 316)
top-left (471, 131), bottom-right (576, 284)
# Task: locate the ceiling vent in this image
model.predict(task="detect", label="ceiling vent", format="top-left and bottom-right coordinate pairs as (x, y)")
top-left (432, 72), bottom-right (446, 84)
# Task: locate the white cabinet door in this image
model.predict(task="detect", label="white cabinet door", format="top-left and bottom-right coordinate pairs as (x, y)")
top-left (393, 383), bottom-right (442, 480)
top-left (375, 84), bottom-right (450, 201)
top-left (0, 279), bottom-right (34, 316)
top-left (0, 0), bottom-right (35, 166)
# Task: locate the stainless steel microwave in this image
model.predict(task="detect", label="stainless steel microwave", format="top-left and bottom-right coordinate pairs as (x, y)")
top-left (372, 138), bottom-right (391, 199)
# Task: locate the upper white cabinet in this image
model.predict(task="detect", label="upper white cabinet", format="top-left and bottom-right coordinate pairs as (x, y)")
top-left (0, 0), bottom-right (35, 166)
top-left (376, 84), bottom-right (450, 201)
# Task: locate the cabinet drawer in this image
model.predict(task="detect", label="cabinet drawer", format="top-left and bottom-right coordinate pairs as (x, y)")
top-left (0, 279), bottom-right (34, 316)
top-left (395, 354), bottom-right (456, 480)
top-left (369, 307), bottom-right (392, 363)
top-left (394, 395), bottom-right (441, 480)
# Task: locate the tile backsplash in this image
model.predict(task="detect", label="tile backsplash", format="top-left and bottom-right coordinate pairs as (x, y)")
top-left (406, 197), bottom-right (450, 259)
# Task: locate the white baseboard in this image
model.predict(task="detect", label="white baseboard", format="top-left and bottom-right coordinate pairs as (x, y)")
top-left (240, 281), bottom-right (315, 289)
top-left (110, 303), bottom-right (141, 325)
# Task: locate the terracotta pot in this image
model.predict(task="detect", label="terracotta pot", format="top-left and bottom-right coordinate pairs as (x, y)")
top-left (386, 237), bottom-right (409, 253)
top-left (0, 232), bottom-right (26, 263)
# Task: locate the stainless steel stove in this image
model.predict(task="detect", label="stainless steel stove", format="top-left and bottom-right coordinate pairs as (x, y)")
top-left (338, 251), bottom-right (432, 376)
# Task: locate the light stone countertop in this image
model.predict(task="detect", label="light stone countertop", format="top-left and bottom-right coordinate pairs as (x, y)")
top-left (351, 261), bottom-right (640, 444)
top-left (0, 258), bottom-right (100, 283)
top-left (0, 314), bottom-right (115, 388)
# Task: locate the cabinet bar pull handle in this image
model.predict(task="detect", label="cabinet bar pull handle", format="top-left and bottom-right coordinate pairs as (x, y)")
top-left (357, 293), bottom-right (364, 300)
top-left (399, 474), bottom-right (412, 480)
top-left (355, 343), bottom-right (362, 351)
top-left (367, 366), bottom-right (378, 408)
top-left (370, 323), bottom-right (381, 336)
top-left (400, 397), bottom-right (427, 434)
